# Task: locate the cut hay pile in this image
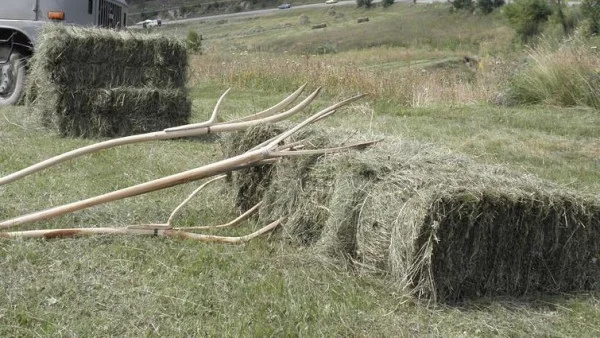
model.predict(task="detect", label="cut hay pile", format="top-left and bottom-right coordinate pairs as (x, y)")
top-left (27, 25), bottom-right (190, 138)
top-left (226, 127), bottom-right (600, 302)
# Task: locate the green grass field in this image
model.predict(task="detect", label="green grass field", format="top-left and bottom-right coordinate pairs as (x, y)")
top-left (1, 3), bottom-right (599, 336)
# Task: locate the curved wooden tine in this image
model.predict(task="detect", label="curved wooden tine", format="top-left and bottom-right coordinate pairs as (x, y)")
top-left (224, 83), bottom-right (307, 123)
top-left (264, 94), bottom-right (368, 150)
top-left (166, 87), bottom-right (321, 134)
top-left (0, 218), bottom-right (282, 245)
top-left (166, 175), bottom-right (227, 226)
top-left (174, 201), bottom-right (262, 231)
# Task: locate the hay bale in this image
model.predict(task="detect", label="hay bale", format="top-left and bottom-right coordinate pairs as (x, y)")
top-left (233, 126), bottom-right (600, 302)
top-left (257, 128), bottom-right (366, 245)
top-left (398, 186), bottom-right (600, 302)
top-left (36, 87), bottom-right (190, 138)
top-left (221, 124), bottom-right (284, 212)
top-left (299, 14), bottom-right (311, 25)
top-left (262, 154), bottom-right (338, 244)
top-left (221, 124), bottom-right (330, 213)
top-left (29, 25), bottom-right (187, 89)
top-left (27, 24), bottom-right (190, 138)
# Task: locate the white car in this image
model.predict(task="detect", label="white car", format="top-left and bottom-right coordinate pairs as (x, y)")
top-left (325, 0), bottom-right (338, 3)
top-left (137, 19), bottom-right (162, 28)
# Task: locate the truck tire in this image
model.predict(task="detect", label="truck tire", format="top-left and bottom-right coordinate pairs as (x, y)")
top-left (0, 51), bottom-right (26, 106)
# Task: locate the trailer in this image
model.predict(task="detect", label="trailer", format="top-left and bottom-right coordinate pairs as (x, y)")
top-left (0, 0), bottom-right (129, 106)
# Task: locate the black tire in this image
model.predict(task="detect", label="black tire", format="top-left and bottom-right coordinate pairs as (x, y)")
top-left (0, 51), bottom-right (26, 107)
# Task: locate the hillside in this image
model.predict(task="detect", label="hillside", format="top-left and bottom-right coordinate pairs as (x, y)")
top-left (126, 0), bottom-right (292, 23)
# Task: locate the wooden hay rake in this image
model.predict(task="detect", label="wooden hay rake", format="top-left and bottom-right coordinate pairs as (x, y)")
top-left (0, 85), bottom-right (376, 244)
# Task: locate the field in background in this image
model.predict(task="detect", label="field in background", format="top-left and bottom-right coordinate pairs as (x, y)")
top-left (1, 2), bottom-right (599, 336)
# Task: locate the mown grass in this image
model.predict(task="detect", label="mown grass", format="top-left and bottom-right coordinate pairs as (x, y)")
top-left (2, 2), bottom-right (600, 336)
top-left (2, 83), bottom-right (599, 335)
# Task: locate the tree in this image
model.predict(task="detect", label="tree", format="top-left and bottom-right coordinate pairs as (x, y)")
top-left (383, 0), bottom-right (395, 7)
top-left (504, 0), bottom-right (553, 42)
top-left (356, 0), bottom-right (373, 8)
top-left (477, 0), bottom-right (504, 14)
top-left (450, 0), bottom-right (474, 11)
top-left (582, 0), bottom-right (600, 34)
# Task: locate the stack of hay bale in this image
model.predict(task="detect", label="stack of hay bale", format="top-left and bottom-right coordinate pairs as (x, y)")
top-left (27, 25), bottom-right (190, 138)
top-left (224, 125), bottom-right (600, 303)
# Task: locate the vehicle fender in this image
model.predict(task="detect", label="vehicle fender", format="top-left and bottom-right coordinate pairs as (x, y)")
top-left (0, 20), bottom-right (45, 51)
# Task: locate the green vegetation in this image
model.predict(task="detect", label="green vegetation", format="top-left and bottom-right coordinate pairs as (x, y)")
top-left (186, 30), bottom-right (203, 53)
top-left (477, 0), bottom-right (505, 13)
top-left (356, 0), bottom-right (374, 8)
top-left (504, 0), bottom-right (553, 42)
top-left (382, 0), bottom-right (395, 8)
top-left (1, 2), bottom-right (599, 336)
top-left (582, 0), bottom-right (600, 34)
top-left (507, 41), bottom-right (600, 108)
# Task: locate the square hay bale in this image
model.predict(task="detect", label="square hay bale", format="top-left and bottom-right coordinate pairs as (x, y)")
top-left (28, 25), bottom-right (187, 89)
top-left (232, 126), bottom-right (600, 302)
top-left (26, 25), bottom-right (190, 138)
top-left (399, 187), bottom-right (600, 303)
top-left (38, 87), bottom-right (190, 138)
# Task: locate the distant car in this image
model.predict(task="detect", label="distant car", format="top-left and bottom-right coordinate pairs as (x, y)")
top-left (325, 0), bottom-right (338, 3)
top-left (137, 19), bottom-right (162, 28)
top-left (278, 3), bottom-right (291, 9)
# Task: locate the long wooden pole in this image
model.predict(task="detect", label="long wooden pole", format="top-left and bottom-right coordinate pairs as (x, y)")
top-left (0, 150), bottom-right (265, 229)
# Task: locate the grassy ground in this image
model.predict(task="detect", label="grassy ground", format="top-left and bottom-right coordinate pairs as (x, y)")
top-left (1, 2), bottom-right (600, 336)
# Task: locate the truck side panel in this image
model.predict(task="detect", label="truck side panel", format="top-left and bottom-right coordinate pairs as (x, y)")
top-left (0, 1), bottom-right (38, 21)
top-left (37, 0), bottom-right (96, 25)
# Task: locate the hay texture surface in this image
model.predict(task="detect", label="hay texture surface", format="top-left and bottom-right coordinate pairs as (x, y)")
top-left (221, 124), bottom-right (330, 213)
top-left (28, 25), bottom-right (190, 138)
top-left (228, 127), bottom-right (600, 302)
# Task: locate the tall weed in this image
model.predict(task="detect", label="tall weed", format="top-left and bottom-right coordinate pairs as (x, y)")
top-left (506, 40), bottom-right (600, 108)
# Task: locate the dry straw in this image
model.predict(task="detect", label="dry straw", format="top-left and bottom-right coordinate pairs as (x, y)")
top-left (27, 25), bottom-right (190, 138)
top-left (227, 126), bottom-right (600, 302)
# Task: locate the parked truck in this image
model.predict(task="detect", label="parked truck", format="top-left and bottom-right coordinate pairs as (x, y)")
top-left (0, 0), bottom-right (129, 106)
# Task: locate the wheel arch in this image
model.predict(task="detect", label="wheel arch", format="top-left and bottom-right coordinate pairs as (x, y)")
top-left (0, 26), bottom-right (35, 57)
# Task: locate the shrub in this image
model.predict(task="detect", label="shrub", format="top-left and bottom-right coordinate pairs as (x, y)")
top-left (504, 0), bottom-right (553, 42)
top-left (582, 0), bottom-right (600, 35)
top-left (477, 0), bottom-right (504, 14)
top-left (382, 0), bottom-right (395, 7)
top-left (356, 0), bottom-right (373, 8)
top-left (299, 14), bottom-right (310, 25)
top-left (450, 0), bottom-right (474, 11)
top-left (186, 30), bottom-right (202, 53)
